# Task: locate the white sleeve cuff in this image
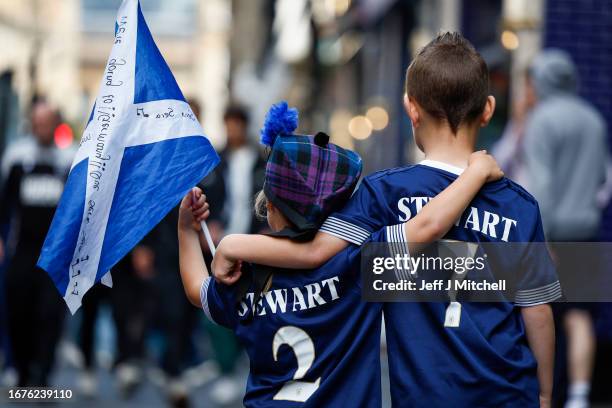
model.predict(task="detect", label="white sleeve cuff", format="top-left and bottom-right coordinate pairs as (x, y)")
top-left (515, 280), bottom-right (562, 306)
top-left (385, 223), bottom-right (413, 281)
top-left (319, 216), bottom-right (371, 245)
top-left (200, 277), bottom-right (216, 323)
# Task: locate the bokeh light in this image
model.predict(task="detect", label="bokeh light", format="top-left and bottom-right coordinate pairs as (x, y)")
top-left (501, 30), bottom-right (519, 50)
top-left (348, 115), bottom-right (372, 140)
top-left (54, 123), bottom-right (74, 149)
top-left (366, 106), bottom-right (389, 131)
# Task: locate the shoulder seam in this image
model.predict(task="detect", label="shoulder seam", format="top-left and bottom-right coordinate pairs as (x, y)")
top-left (365, 164), bottom-right (419, 181)
top-left (502, 179), bottom-right (538, 206)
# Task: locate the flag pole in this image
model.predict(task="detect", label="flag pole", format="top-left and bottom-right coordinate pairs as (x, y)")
top-left (200, 220), bottom-right (216, 257)
top-left (192, 188), bottom-right (216, 256)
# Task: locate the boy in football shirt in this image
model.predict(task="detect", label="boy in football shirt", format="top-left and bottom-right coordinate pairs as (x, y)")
top-left (179, 102), bottom-right (504, 407)
top-left (213, 33), bottom-right (559, 408)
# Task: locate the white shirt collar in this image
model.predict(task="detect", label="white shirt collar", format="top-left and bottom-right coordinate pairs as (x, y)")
top-left (419, 159), bottom-right (464, 175)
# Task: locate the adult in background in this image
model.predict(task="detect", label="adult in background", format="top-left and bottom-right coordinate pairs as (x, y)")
top-left (199, 105), bottom-right (266, 404)
top-left (491, 71), bottom-right (537, 186)
top-left (523, 49), bottom-right (608, 408)
top-left (110, 239), bottom-right (156, 397)
top-left (0, 100), bottom-right (75, 386)
top-left (206, 105), bottom-right (267, 237)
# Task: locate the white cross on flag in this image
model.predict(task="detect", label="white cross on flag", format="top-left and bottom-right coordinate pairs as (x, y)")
top-left (37, 0), bottom-right (219, 313)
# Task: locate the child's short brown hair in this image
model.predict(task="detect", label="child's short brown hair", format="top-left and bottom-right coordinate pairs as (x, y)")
top-left (405, 32), bottom-right (489, 133)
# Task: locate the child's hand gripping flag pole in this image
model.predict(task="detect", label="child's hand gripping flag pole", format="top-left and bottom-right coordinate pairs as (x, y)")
top-left (37, 0), bottom-right (220, 314)
top-left (201, 222), bottom-right (216, 257)
top-left (190, 188), bottom-right (216, 256)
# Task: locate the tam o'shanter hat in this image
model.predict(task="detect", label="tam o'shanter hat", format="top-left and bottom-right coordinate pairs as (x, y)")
top-left (260, 101), bottom-right (363, 234)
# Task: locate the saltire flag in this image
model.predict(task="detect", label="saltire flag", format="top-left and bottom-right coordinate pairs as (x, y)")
top-left (37, 0), bottom-right (220, 313)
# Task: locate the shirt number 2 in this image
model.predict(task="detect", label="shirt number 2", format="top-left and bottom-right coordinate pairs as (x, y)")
top-left (272, 325), bottom-right (321, 402)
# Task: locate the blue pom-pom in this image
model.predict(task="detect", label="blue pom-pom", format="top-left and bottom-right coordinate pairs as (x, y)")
top-left (260, 101), bottom-right (299, 147)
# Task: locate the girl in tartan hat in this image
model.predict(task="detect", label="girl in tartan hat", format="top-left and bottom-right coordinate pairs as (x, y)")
top-left (177, 102), bottom-right (503, 406)
top-left (255, 101), bottom-right (363, 237)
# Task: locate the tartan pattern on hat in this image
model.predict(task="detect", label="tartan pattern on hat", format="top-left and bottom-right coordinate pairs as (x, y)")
top-left (264, 134), bottom-right (362, 230)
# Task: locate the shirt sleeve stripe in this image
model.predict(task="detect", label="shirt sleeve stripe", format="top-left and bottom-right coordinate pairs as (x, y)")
top-left (320, 216), bottom-right (370, 245)
top-left (515, 289), bottom-right (562, 302)
top-left (515, 280), bottom-right (560, 295)
top-left (515, 281), bottom-right (562, 305)
top-left (385, 224), bottom-right (412, 281)
top-left (515, 287), bottom-right (563, 306)
top-left (515, 287), bottom-right (561, 301)
top-left (516, 290), bottom-right (562, 302)
top-left (200, 277), bottom-right (217, 324)
top-left (323, 217), bottom-right (370, 239)
top-left (515, 281), bottom-right (562, 298)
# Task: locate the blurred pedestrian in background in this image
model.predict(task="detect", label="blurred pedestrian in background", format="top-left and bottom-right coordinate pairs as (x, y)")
top-left (110, 240), bottom-right (157, 397)
top-left (75, 218), bottom-right (190, 406)
top-left (492, 72), bottom-right (537, 186)
top-left (213, 105), bottom-right (267, 237)
top-left (0, 99), bottom-right (75, 386)
top-left (149, 204), bottom-right (199, 407)
top-left (73, 245), bottom-right (157, 400)
top-left (75, 283), bottom-right (109, 397)
top-left (523, 49), bottom-right (609, 408)
top-left (198, 104), bottom-right (266, 404)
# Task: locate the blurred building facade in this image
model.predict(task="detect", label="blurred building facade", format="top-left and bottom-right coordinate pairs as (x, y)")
top-left (1, 0), bottom-right (610, 167)
top-left (0, 0), bottom-right (231, 151)
top-left (0, 0), bottom-right (80, 150)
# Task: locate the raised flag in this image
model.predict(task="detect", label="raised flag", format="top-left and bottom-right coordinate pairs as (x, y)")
top-left (37, 0), bottom-right (219, 313)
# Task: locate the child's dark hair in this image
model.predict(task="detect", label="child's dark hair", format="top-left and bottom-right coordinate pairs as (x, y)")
top-left (405, 32), bottom-right (489, 134)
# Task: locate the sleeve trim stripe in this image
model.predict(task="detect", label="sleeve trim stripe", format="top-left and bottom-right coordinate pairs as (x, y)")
top-left (516, 293), bottom-right (562, 304)
top-left (515, 289), bottom-right (562, 303)
top-left (516, 287), bottom-right (561, 300)
top-left (200, 277), bottom-right (216, 324)
top-left (515, 281), bottom-right (562, 301)
top-left (320, 221), bottom-right (369, 241)
top-left (515, 287), bottom-right (562, 306)
top-left (319, 226), bottom-right (366, 245)
top-left (516, 281), bottom-right (560, 295)
top-left (385, 223), bottom-right (408, 244)
top-left (321, 217), bottom-right (370, 239)
top-left (320, 217), bottom-right (370, 245)
top-left (515, 287), bottom-right (562, 304)
top-left (385, 224), bottom-right (412, 281)
top-left (516, 283), bottom-right (560, 297)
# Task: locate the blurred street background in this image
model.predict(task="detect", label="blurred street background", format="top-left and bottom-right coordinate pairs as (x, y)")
top-left (0, 0), bottom-right (611, 407)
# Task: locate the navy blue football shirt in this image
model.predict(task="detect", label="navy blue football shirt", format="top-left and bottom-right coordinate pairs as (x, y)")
top-left (200, 229), bottom-right (393, 407)
top-left (320, 160), bottom-right (560, 408)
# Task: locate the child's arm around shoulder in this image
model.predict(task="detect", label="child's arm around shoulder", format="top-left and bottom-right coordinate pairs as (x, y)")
top-left (212, 152), bottom-right (503, 285)
top-left (213, 231), bottom-right (347, 284)
top-left (404, 151), bottom-right (504, 248)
